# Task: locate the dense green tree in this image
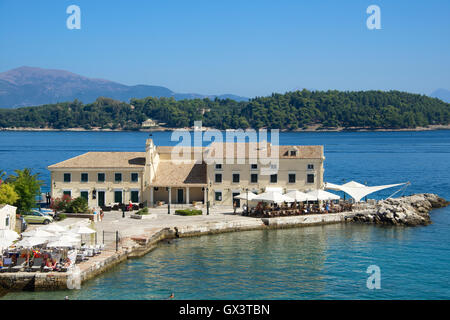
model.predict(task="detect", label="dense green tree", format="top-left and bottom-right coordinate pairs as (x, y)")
top-left (0, 183), bottom-right (19, 205)
top-left (0, 91), bottom-right (448, 130)
top-left (6, 169), bottom-right (43, 214)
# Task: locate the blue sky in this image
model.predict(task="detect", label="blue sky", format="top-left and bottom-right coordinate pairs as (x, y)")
top-left (0, 0), bottom-right (449, 97)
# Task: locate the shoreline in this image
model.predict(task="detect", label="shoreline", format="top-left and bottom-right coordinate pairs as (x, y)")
top-left (0, 212), bottom-right (347, 293)
top-left (0, 194), bottom-right (447, 294)
top-left (1, 124), bottom-right (450, 133)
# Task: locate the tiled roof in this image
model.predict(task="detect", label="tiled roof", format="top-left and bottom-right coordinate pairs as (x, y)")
top-left (48, 152), bottom-right (146, 169)
top-left (156, 143), bottom-right (323, 160)
top-left (152, 161), bottom-right (207, 186)
top-left (206, 142), bottom-right (323, 159)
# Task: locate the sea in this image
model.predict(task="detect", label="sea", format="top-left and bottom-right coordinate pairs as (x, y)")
top-left (0, 130), bottom-right (449, 299)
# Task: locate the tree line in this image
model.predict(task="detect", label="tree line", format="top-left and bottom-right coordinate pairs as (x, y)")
top-left (0, 90), bottom-right (448, 130)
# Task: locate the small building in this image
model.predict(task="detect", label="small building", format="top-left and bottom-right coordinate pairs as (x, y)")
top-left (0, 204), bottom-right (17, 231)
top-left (141, 119), bottom-right (158, 128)
top-left (48, 139), bottom-right (325, 208)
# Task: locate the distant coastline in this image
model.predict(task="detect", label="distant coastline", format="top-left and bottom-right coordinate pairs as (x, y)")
top-left (2, 124), bottom-right (450, 133)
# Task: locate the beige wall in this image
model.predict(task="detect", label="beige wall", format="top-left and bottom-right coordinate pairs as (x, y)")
top-left (0, 205), bottom-right (17, 231)
top-left (206, 158), bottom-right (324, 206)
top-left (151, 186), bottom-right (204, 205)
top-left (50, 169), bottom-right (144, 207)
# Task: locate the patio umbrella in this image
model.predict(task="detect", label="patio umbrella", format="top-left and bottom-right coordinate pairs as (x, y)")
top-left (253, 191), bottom-right (295, 203)
top-left (233, 191), bottom-right (258, 201)
top-left (0, 229), bottom-right (20, 241)
top-left (42, 224), bottom-right (67, 233)
top-left (71, 226), bottom-right (96, 234)
top-left (285, 190), bottom-right (317, 202)
top-left (22, 229), bottom-right (55, 238)
top-left (46, 240), bottom-right (77, 248)
top-left (47, 235), bottom-right (80, 243)
top-left (306, 190), bottom-right (340, 201)
top-left (0, 238), bottom-right (13, 250)
top-left (15, 237), bottom-right (48, 248)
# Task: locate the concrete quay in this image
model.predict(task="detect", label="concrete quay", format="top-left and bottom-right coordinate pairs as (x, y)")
top-left (1, 206), bottom-right (348, 292)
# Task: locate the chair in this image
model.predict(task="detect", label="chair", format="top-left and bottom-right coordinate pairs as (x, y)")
top-left (0, 257), bottom-right (13, 273)
top-left (30, 258), bottom-right (44, 272)
top-left (11, 257), bottom-right (28, 272)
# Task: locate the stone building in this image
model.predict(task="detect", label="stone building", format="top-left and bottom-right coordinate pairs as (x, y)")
top-left (48, 139), bottom-right (324, 208)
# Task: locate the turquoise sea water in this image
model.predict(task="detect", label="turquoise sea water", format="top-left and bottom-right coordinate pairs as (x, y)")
top-left (0, 130), bottom-right (449, 299)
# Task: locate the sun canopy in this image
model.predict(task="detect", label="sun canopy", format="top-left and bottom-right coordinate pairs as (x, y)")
top-left (253, 191), bottom-right (294, 203)
top-left (0, 238), bottom-right (13, 250)
top-left (22, 229), bottom-right (55, 238)
top-left (0, 229), bottom-right (20, 241)
top-left (306, 190), bottom-right (341, 201)
top-left (71, 226), bottom-right (96, 234)
top-left (15, 237), bottom-right (48, 248)
top-left (46, 240), bottom-right (77, 248)
top-left (233, 191), bottom-right (258, 201)
top-left (42, 224), bottom-right (67, 233)
top-left (285, 190), bottom-right (317, 202)
top-left (325, 181), bottom-right (408, 202)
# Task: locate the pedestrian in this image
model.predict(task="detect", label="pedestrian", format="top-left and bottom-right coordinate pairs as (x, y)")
top-left (233, 201), bottom-right (237, 214)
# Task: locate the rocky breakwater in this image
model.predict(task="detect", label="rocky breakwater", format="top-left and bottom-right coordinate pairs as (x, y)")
top-left (347, 193), bottom-right (449, 226)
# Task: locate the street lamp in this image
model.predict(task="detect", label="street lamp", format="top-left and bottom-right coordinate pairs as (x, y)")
top-left (246, 188), bottom-right (249, 215)
top-left (167, 187), bottom-right (171, 214)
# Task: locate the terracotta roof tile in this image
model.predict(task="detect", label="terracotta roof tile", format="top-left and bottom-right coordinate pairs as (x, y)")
top-left (48, 152), bottom-right (146, 169)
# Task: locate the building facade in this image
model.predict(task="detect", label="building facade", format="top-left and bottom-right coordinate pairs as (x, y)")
top-left (48, 139), bottom-right (325, 208)
top-left (0, 204), bottom-right (17, 231)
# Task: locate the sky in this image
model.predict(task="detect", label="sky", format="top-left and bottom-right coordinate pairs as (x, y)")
top-left (0, 0), bottom-right (449, 97)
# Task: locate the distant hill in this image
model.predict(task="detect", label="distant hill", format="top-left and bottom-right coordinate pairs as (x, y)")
top-left (0, 90), bottom-right (448, 130)
top-left (0, 66), bottom-right (248, 108)
top-left (430, 89), bottom-right (450, 103)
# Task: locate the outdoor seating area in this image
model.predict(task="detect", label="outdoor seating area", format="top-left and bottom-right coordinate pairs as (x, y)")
top-left (0, 223), bottom-right (101, 273)
top-left (236, 189), bottom-right (352, 218)
top-left (246, 201), bottom-right (353, 218)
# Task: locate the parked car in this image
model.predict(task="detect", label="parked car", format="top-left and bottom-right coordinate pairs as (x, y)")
top-left (22, 211), bottom-right (53, 225)
top-left (31, 208), bottom-right (55, 218)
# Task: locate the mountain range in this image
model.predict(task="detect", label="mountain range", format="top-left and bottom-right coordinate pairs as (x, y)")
top-left (0, 66), bottom-right (248, 108)
top-left (0, 66), bottom-right (448, 108)
top-left (430, 89), bottom-right (450, 103)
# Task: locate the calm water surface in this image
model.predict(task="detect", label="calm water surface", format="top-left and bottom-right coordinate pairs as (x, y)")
top-left (0, 130), bottom-right (449, 299)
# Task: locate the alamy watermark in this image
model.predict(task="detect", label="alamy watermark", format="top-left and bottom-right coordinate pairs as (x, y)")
top-left (66, 265), bottom-right (81, 290)
top-left (366, 265), bottom-right (381, 289)
top-left (66, 5), bottom-right (81, 30)
top-left (170, 121), bottom-right (279, 175)
top-left (366, 5), bottom-right (381, 30)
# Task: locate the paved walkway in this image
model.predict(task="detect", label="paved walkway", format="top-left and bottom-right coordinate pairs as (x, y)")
top-left (95, 206), bottom-right (257, 238)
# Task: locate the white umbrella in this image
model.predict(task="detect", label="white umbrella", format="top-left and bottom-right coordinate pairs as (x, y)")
top-left (0, 238), bottom-right (13, 250)
top-left (15, 237), bottom-right (48, 248)
top-left (22, 229), bottom-right (55, 238)
top-left (306, 190), bottom-right (340, 201)
top-left (46, 240), bottom-right (77, 248)
top-left (253, 191), bottom-right (295, 203)
top-left (42, 224), bottom-right (67, 233)
top-left (0, 229), bottom-right (20, 241)
top-left (285, 190), bottom-right (317, 202)
top-left (47, 235), bottom-right (80, 243)
top-left (61, 231), bottom-right (81, 238)
top-left (71, 226), bottom-right (96, 234)
top-left (233, 191), bottom-right (258, 201)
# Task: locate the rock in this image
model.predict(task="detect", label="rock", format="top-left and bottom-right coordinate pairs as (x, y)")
top-left (348, 193), bottom-right (447, 227)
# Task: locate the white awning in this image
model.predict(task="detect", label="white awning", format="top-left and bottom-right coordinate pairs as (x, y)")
top-left (325, 181), bottom-right (408, 202)
top-left (253, 191), bottom-right (294, 203)
top-left (233, 192), bottom-right (258, 201)
top-left (285, 190), bottom-right (317, 202)
top-left (306, 190), bottom-right (340, 201)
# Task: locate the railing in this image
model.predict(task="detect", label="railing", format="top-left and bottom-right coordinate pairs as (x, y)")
top-left (101, 230), bottom-right (122, 252)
